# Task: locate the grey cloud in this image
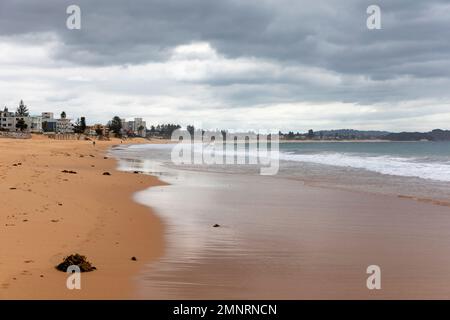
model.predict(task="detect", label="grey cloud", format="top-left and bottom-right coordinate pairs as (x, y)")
top-left (1, 0), bottom-right (450, 129)
top-left (2, 0), bottom-right (448, 73)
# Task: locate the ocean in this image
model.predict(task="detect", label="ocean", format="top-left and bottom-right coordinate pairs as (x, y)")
top-left (114, 141), bottom-right (450, 202)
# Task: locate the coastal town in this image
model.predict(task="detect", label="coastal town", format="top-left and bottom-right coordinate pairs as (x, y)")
top-left (0, 100), bottom-right (147, 139)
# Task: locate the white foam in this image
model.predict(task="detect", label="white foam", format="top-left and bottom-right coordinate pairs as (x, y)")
top-left (279, 152), bottom-right (450, 182)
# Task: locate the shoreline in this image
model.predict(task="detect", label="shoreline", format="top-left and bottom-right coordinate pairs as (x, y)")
top-left (0, 135), bottom-right (165, 299)
top-left (279, 139), bottom-right (421, 143)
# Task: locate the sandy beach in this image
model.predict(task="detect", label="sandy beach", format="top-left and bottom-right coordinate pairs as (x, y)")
top-left (0, 135), bottom-right (165, 299)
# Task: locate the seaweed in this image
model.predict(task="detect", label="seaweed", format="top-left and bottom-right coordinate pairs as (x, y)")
top-left (56, 254), bottom-right (96, 272)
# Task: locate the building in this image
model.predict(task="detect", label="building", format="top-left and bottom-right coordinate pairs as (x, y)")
top-left (0, 107), bottom-right (16, 131)
top-left (56, 118), bottom-right (74, 134)
top-left (30, 115), bottom-right (43, 133)
top-left (0, 107), bottom-right (31, 132)
top-left (89, 124), bottom-right (109, 137)
top-left (41, 112), bottom-right (73, 133)
top-left (120, 118), bottom-right (127, 130)
top-left (121, 117), bottom-right (147, 137)
top-left (133, 118), bottom-right (146, 135)
top-left (42, 112), bottom-right (54, 119)
top-left (41, 112), bottom-right (57, 132)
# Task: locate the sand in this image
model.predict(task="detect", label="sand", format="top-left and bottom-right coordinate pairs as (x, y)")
top-left (0, 135), bottom-right (165, 299)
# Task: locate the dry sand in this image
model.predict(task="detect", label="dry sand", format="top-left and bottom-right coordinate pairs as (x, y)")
top-left (0, 135), bottom-right (165, 299)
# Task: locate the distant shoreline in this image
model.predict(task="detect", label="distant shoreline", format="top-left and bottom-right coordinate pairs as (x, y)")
top-left (279, 139), bottom-right (425, 143)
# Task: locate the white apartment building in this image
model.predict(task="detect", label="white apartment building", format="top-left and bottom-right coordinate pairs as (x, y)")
top-left (119, 117), bottom-right (147, 136)
top-left (0, 107), bottom-right (31, 132)
top-left (122, 117), bottom-right (147, 136)
top-left (30, 115), bottom-right (43, 133)
top-left (0, 107), bottom-right (16, 131)
top-left (133, 118), bottom-right (146, 133)
top-left (56, 118), bottom-right (74, 133)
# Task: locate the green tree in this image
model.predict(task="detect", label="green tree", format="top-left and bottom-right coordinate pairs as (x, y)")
top-left (109, 116), bottom-right (122, 137)
top-left (16, 100), bottom-right (29, 116)
top-left (74, 118), bottom-right (81, 132)
top-left (95, 128), bottom-right (103, 137)
top-left (61, 111), bottom-right (66, 119)
top-left (137, 125), bottom-right (145, 136)
top-left (187, 125), bottom-right (195, 136)
top-left (16, 118), bottom-right (28, 131)
top-left (80, 117), bottom-right (87, 132)
top-left (74, 117), bottom-right (87, 134)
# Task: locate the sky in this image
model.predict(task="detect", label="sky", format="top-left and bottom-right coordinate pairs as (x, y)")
top-left (0, 0), bottom-right (450, 132)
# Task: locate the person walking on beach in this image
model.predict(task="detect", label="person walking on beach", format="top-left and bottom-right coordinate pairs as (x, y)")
top-left (93, 141), bottom-right (96, 147)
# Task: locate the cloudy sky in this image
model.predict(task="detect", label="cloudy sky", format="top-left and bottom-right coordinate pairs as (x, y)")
top-left (0, 0), bottom-right (449, 131)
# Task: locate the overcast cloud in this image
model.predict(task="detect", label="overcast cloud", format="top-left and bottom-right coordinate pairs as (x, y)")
top-left (0, 0), bottom-right (450, 131)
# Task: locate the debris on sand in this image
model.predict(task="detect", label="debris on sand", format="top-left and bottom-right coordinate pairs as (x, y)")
top-left (61, 170), bottom-right (77, 174)
top-left (131, 256), bottom-right (137, 261)
top-left (56, 254), bottom-right (96, 272)
top-left (213, 224), bottom-right (220, 228)
top-left (103, 172), bottom-right (111, 176)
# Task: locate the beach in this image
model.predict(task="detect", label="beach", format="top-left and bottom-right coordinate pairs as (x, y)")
top-left (0, 135), bottom-right (165, 299)
top-left (3, 137), bottom-right (450, 299)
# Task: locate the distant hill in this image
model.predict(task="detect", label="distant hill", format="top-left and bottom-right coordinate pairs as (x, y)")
top-left (316, 129), bottom-right (390, 139)
top-left (382, 129), bottom-right (450, 141)
top-left (279, 128), bottom-right (450, 141)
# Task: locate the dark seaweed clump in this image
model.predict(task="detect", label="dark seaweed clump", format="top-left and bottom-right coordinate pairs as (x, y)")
top-left (56, 254), bottom-right (96, 272)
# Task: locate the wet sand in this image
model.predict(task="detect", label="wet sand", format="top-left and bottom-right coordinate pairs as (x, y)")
top-left (113, 147), bottom-right (450, 299)
top-left (0, 135), bottom-right (165, 299)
